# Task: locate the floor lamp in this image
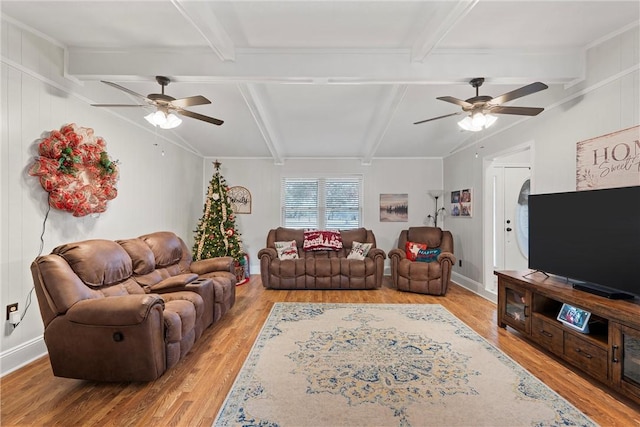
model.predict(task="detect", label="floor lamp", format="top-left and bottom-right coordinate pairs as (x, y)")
top-left (427, 190), bottom-right (446, 228)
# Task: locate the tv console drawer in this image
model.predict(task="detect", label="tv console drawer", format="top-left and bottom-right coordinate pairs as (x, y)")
top-left (563, 333), bottom-right (608, 382)
top-left (532, 315), bottom-right (563, 355)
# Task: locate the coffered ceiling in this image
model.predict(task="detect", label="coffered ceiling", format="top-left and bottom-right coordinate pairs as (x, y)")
top-left (2, 1), bottom-right (638, 162)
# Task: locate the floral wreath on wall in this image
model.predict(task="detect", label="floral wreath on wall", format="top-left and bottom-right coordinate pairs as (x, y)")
top-left (28, 123), bottom-right (119, 217)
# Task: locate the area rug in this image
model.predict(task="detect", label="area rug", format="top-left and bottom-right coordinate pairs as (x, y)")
top-left (213, 303), bottom-right (595, 427)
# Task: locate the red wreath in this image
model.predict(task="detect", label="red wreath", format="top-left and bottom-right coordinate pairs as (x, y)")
top-left (28, 123), bottom-right (119, 217)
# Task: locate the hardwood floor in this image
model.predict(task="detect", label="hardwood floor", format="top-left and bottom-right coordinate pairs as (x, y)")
top-left (2, 276), bottom-right (639, 426)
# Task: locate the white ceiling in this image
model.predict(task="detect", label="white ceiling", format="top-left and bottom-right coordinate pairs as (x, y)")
top-left (2, 1), bottom-right (639, 162)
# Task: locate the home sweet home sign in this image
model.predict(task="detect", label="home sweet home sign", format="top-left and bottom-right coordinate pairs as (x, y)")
top-left (576, 125), bottom-right (640, 190)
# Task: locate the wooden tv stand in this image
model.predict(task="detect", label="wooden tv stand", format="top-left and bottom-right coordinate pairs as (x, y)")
top-left (495, 270), bottom-right (640, 404)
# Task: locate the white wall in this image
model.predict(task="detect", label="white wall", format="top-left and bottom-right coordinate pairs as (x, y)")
top-left (1, 20), bottom-right (206, 374)
top-left (204, 158), bottom-right (444, 273)
top-left (444, 26), bottom-right (639, 299)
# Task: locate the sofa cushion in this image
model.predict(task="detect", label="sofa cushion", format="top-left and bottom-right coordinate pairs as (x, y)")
top-left (303, 229), bottom-right (343, 251)
top-left (275, 240), bottom-right (299, 260)
top-left (340, 228), bottom-right (368, 248)
top-left (163, 299), bottom-right (196, 342)
top-left (407, 227), bottom-right (442, 248)
top-left (139, 231), bottom-right (183, 268)
top-left (117, 238), bottom-right (156, 275)
top-left (273, 227), bottom-right (304, 246)
top-left (53, 240), bottom-right (133, 288)
top-left (347, 241), bottom-right (372, 260)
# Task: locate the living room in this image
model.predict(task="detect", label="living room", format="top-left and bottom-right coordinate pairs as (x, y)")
top-left (1, 1), bottom-right (639, 425)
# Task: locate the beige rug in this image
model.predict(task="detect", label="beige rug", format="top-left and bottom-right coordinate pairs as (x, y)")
top-left (214, 303), bottom-right (595, 427)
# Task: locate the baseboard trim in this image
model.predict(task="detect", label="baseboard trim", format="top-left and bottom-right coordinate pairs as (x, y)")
top-left (452, 272), bottom-right (497, 303)
top-left (0, 335), bottom-right (47, 377)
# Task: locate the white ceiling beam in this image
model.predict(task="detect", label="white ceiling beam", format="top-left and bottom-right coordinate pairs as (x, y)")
top-left (361, 85), bottom-right (408, 166)
top-left (237, 83), bottom-right (284, 165)
top-left (171, 0), bottom-right (235, 62)
top-left (68, 47), bottom-right (584, 85)
top-left (411, 0), bottom-right (480, 62)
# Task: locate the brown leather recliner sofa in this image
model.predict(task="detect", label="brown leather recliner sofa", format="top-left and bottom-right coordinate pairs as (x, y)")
top-left (389, 226), bottom-right (456, 295)
top-left (258, 227), bottom-right (386, 289)
top-left (30, 231), bottom-right (236, 382)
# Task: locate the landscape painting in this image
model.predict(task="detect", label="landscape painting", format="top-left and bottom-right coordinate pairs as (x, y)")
top-left (380, 194), bottom-right (408, 222)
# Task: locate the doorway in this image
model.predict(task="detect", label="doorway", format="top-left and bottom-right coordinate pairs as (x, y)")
top-left (483, 145), bottom-right (532, 295)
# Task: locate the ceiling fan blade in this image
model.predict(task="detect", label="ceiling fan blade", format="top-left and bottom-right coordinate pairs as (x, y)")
top-left (489, 82), bottom-right (548, 105)
top-left (437, 96), bottom-right (473, 109)
top-left (414, 111), bottom-right (462, 125)
top-left (170, 95), bottom-right (211, 108)
top-left (490, 106), bottom-right (544, 116)
top-left (100, 81), bottom-right (150, 102)
top-left (90, 103), bottom-right (148, 107)
top-left (178, 109), bottom-right (224, 126)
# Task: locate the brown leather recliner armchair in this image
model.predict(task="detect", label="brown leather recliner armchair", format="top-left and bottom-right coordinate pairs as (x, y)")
top-left (389, 227), bottom-right (456, 295)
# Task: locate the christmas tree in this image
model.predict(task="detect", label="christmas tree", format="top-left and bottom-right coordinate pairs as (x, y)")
top-left (193, 160), bottom-right (244, 263)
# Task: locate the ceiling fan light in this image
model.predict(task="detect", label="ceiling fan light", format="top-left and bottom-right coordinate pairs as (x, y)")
top-left (458, 112), bottom-right (498, 132)
top-left (472, 112), bottom-right (487, 128)
top-left (144, 112), bottom-right (158, 126)
top-left (457, 116), bottom-right (479, 132)
top-left (144, 110), bottom-right (182, 129)
top-left (458, 116), bottom-right (473, 131)
top-left (484, 113), bottom-right (498, 128)
top-left (160, 113), bottom-right (182, 129)
top-left (145, 110), bottom-right (168, 127)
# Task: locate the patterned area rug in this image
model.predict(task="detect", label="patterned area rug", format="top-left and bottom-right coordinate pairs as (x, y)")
top-left (214, 303), bottom-right (595, 427)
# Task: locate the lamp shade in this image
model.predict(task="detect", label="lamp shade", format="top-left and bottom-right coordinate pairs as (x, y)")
top-left (144, 110), bottom-right (182, 129)
top-left (458, 112), bottom-right (497, 132)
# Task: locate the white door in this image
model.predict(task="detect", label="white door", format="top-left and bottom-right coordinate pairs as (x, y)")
top-left (502, 167), bottom-right (530, 270)
top-left (483, 147), bottom-right (532, 296)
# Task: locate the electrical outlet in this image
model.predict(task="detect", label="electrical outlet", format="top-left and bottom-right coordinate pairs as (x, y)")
top-left (6, 303), bottom-right (18, 321)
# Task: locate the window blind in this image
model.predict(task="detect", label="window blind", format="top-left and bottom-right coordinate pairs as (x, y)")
top-left (282, 176), bottom-right (362, 229)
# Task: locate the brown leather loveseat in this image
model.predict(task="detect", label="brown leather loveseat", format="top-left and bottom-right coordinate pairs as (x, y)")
top-left (30, 231), bottom-right (236, 382)
top-left (258, 227), bottom-right (386, 289)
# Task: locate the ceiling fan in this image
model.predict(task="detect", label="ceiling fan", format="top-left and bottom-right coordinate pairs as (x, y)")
top-left (92, 76), bottom-right (223, 127)
top-left (414, 78), bottom-right (548, 131)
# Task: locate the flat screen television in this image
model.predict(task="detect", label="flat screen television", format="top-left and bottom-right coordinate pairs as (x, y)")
top-left (528, 185), bottom-right (640, 299)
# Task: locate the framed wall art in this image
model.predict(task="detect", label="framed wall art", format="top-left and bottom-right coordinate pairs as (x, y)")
top-left (379, 193), bottom-right (408, 222)
top-left (576, 125), bottom-right (640, 190)
top-left (450, 188), bottom-right (472, 217)
top-left (228, 186), bottom-right (252, 214)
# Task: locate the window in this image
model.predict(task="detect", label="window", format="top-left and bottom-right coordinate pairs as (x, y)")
top-left (282, 176), bottom-right (362, 229)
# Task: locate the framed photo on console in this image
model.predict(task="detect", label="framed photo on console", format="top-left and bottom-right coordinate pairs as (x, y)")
top-left (557, 303), bottom-right (591, 333)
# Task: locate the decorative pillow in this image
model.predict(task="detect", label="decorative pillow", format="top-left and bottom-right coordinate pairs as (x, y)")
top-left (416, 248), bottom-right (441, 263)
top-left (303, 229), bottom-right (343, 251)
top-left (347, 241), bottom-right (373, 260)
top-left (405, 241), bottom-right (441, 263)
top-left (274, 240), bottom-right (299, 260)
top-left (405, 241), bottom-right (426, 261)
